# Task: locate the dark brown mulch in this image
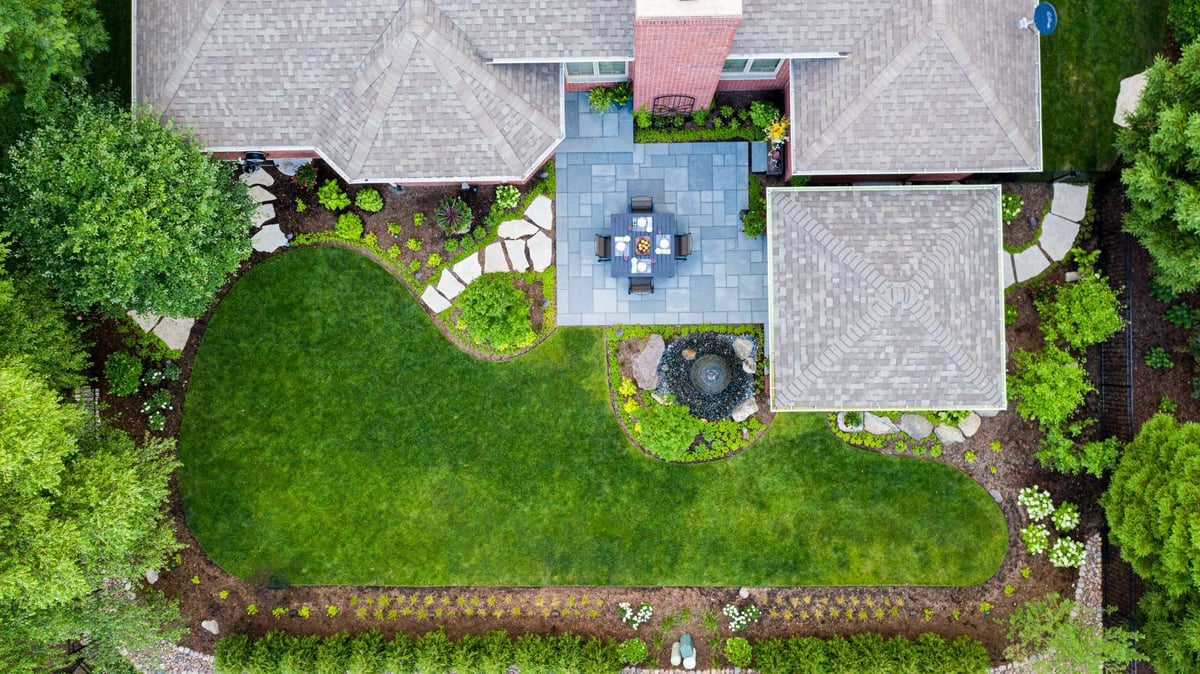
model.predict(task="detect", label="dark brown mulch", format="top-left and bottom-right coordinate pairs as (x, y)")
top-left (1002, 182), bottom-right (1052, 251)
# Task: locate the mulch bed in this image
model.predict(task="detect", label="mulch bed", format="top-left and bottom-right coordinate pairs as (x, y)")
top-left (1002, 182), bottom-right (1052, 251)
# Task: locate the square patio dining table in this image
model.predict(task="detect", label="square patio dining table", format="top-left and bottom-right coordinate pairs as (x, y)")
top-left (610, 212), bottom-right (676, 278)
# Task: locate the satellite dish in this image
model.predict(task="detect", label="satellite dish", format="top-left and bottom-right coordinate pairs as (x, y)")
top-left (1019, 2), bottom-right (1058, 35)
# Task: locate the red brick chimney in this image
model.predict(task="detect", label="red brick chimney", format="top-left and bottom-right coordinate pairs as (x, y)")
top-left (633, 0), bottom-right (743, 112)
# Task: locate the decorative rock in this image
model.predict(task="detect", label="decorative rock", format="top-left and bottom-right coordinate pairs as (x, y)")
top-left (1013, 246), bottom-right (1052, 282)
top-left (731, 397), bottom-right (758, 423)
top-left (497, 219), bottom-right (538, 239)
top-left (504, 238), bottom-right (530, 272)
top-left (251, 224), bottom-right (288, 252)
top-left (452, 254), bottom-right (482, 285)
top-left (127, 310), bottom-right (160, 333)
top-left (732, 337), bottom-right (754, 360)
top-left (1114, 71), bottom-right (1148, 128)
top-left (247, 185), bottom-right (276, 203)
top-left (1039, 213), bottom-right (1081, 261)
top-left (863, 412), bottom-right (900, 435)
top-left (420, 286), bottom-right (452, 313)
top-left (738, 587), bottom-right (750, 599)
top-left (988, 489), bottom-right (1004, 504)
top-left (898, 413), bottom-right (934, 440)
top-left (741, 358), bottom-right (756, 374)
top-left (152, 317), bottom-right (195, 352)
top-left (651, 392), bottom-right (672, 406)
top-left (483, 242), bottom-right (508, 273)
top-left (251, 203), bottom-right (276, 228)
top-left (633, 334), bottom-right (665, 390)
top-left (977, 408), bottom-right (1001, 417)
top-left (681, 348), bottom-right (697, 360)
top-left (524, 195), bottom-right (554, 230)
top-left (239, 170), bottom-right (274, 187)
top-left (934, 424), bottom-right (965, 444)
top-left (201, 620), bottom-right (219, 635)
top-left (436, 269), bottom-right (466, 300)
top-left (273, 158), bottom-right (308, 176)
top-left (1051, 183), bottom-right (1090, 223)
top-left (527, 231), bottom-right (553, 272)
top-left (144, 568), bottom-right (159, 585)
top-left (956, 412), bottom-right (981, 438)
top-left (1003, 254), bottom-right (1016, 289)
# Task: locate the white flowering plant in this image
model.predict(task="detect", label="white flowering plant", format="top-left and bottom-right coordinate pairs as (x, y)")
top-left (722, 603), bottom-right (760, 632)
top-left (1052, 501), bottom-right (1080, 532)
top-left (1020, 524), bottom-right (1050, 555)
top-left (1017, 485), bottom-right (1054, 521)
top-left (618, 601), bottom-right (653, 630)
top-left (1049, 537), bottom-right (1086, 568)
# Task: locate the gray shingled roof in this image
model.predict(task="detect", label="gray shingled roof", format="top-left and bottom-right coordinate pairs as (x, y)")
top-left (767, 187), bottom-right (1006, 411)
top-left (135, 0), bottom-right (562, 183)
top-left (788, 0), bottom-right (1042, 175)
top-left (438, 1), bottom-right (634, 61)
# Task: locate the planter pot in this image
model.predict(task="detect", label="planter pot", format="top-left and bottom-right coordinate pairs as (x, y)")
top-left (836, 411), bottom-right (864, 433)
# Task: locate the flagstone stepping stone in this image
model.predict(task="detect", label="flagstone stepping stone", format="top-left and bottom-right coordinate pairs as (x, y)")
top-left (273, 158), bottom-right (308, 176)
top-left (504, 239), bottom-right (530, 272)
top-left (420, 286), bottom-right (451, 313)
top-left (153, 317), bottom-right (195, 352)
top-left (497, 219), bottom-right (538, 239)
top-left (436, 269), bottom-right (466, 300)
top-left (633, 333), bottom-right (665, 390)
top-left (452, 254), bottom-right (482, 285)
top-left (127, 310), bottom-right (160, 333)
top-left (1003, 254), bottom-right (1016, 288)
top-left (934, 424), bottom-right (965, 444)
top-left (731, 396), bottom-right (758, 422)
top-left (1051, 183), bottom-right (1089, 223)
top-left (252, 203), bottom-right (276, 228)
top-left (958, 412), bottom-right (981, 438)
top-left (977, 408), bottom-right (1001, 418)
top-left (251, 224), bottom-right (288, 253)
top-left (525, 195), bottom-right (554, 231)
top-left (201, 620), bottom-right (219, 635)
top-left (247, 185), bottom-right (276, 203)
top-left (1039, 213), bottom-right (1081, 261)
top-left (899, 413), bottom-right (933, 440)
top-left (483, 242), bottom-right (508, 273)
top-left (1013, 246), bottom-right (1051, 282)
top-left (239, 170), bottom-right (274, 187)
top-left (145, 568), bottom-right (159, 585)
top-left (1113, 70), bottom-right (1147, 128)
top-left (864, 412), bottom-right (899, 435)
top-left (527, 231), bottom-right (553, 272)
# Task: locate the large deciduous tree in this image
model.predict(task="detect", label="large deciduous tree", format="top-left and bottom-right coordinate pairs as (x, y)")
top-left (0, 0), bottom-right (107, 115)
top-left (0, 96), bottom-right (256, 316)
top-left (1116, 42), bottom-right (1200, 293)
top-left (0, 361), bottom-right (183, 672)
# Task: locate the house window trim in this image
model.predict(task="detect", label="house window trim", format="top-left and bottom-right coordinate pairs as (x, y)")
top-left (564, 60), bottom-right (630, 83)
top-left (720, 57), bottom-right (784, 80)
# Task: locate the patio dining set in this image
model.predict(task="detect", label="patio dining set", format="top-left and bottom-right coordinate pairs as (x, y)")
top-left (594, 196), bottom-right (693, 295)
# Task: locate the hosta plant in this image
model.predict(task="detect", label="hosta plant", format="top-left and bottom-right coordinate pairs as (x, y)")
top-left (317, 179), bottom-right (351, 211)
top-left (618, 601), bottom-right (653, 630)
top-left (433, 196), bottom-right (472, 234)
top-left (1018, 485), bottom-right (1054, 521)
top-left (355, 187), bottom-right (384, 213)
top-left (1049, 537), bottom-right (1086, 568)
top-left (1021, 524), bottom-right (1050, 555)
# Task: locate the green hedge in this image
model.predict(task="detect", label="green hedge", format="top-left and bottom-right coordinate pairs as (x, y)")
top-left (752, 633), bottom-right (990, 674)
top-left (213, 629), bottom-right (622, 674)
top-left (633, 126), bottom-right (761, 143)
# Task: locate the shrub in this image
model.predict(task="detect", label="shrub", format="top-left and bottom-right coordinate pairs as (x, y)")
top-left (455, 273), bottom-right (534, 351)
top-left (1169, 0), bottom-right (1200, 45)
top-left (1145, 346), bottom-right (1174, 369)
top-left (433, 196), bottom-right (472, 234)
top-left (692, 108), bottom-right (709, 127)
top-left (843, 411), bottom-right (863, 427)
top-left (751, 633), bottom-right (989, 674)
top-left (413, 212), bottom-right (426, 227)
top-left (1021, 524), bottom-right (1050, 555)
top-left (387, 221), bottom-right (403, 236)
top-left (104, 351), bottom-right (143, 396)
top-left (724, 637), bottom-right (753, 668)
top-left (635, 401), bottom-right (701, 460)
top-left (295, 197), bottom-right (307, 213)
top-left (1052, 501), bottom-right (1080, 532)
top-left (1001, 193), bottom-right (1023, 223)
top-left (444, 237), bottom-right (460, 254)
top-left (426, 253), bottom-right (443, 267)
top-left (1005, 304), bottom-right (1018, 325)
top-left (335, 212), bottom-right (364, 239)
top-left (405, 238), bottom-right (422, 252)
top-left (1018, 486), bottom-right (1055, 521)
top-left (1009, 346), bottom-right (1092, 429)
top-left (964, 450), bottom-right (978, 464)
top-left (633, 105), bottom-right (652, 129)
top-left (743, 175), bottom-right (767, 237)
top-left (1048, 538), bottom-right (1086, 568)
top-left (1037, 255), bottom-right (1124, 351)
top-left (588, 85), bottom-right (615, 113)
top-left (148, 413), bottom-right (166, 431)
top-left (609, 80), bottom-right (632, 108)
top-left (318, 179), bottom-right (351, 211)
top-left (494, 184), bottom-right (520, 211)
top-left (294, 163), bottom-right (318, 190)
top-left (617, 638), bottom-right (648, 665)
top-left (355, 188), bottom-right (384, 213)
top-left (1163, 302), bottom-right (1199, 328)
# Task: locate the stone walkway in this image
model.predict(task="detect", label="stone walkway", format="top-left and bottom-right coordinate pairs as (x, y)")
top-left (418, 195), bottom-right (555, 313)
top-left (1005, 182), bottom-right (1088, 287)
top-left (556, 93), bottom-right (760, 326)
top-left (241, 169), bottom-right (288, 254)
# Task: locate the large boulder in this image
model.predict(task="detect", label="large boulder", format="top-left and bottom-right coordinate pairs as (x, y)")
top-left (733, 338), bottom-right (754, 360)
top-left (633, 334), bottom-right (665, 390)
top-left (958, 412), bottom-right (982, 438)
top-left (899, 413), bottom-right (934, 440)
top-left (863, 412), bottom-right (899, 435)
top-left (934, 424), bottom-right (965, 444)
top-left (731, 397), bottom-right (758, 422)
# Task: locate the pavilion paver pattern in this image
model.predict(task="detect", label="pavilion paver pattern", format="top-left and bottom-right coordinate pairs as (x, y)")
top-left (556, 94), bottom-right (761, 326)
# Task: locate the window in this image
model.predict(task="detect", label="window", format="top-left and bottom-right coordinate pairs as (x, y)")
top-left (565, 61), bottom-right (628, 82)
top-left (722, 58), bottom-right (782, 79)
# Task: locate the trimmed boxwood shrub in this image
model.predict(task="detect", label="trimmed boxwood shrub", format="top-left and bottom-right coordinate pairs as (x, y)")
top-left (617, 638), bottom-right (648, 665)
top-left (103, 351), bottom-right (142, 396)
top-left (455, 273), bottom-right (535, 351)
top-left (752, 633), bottom-right (989, 674)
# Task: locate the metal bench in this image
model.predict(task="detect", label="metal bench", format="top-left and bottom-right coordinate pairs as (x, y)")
top-left (651, 94), bottom-right (696, 116)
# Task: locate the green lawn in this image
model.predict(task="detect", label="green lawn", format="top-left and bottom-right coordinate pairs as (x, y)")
top-left (1040, 0), bottom-right (1168, 171)
top-left (179, 247), bottom-right (1007, 587)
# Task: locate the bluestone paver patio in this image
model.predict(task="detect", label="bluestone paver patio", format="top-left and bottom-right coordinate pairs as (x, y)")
top-left (556, 93), bottom-right (763, 326)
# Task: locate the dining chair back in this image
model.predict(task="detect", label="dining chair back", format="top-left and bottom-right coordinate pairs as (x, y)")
top-left (628, 277), bottom-right (654, 295)
top-left (630, 195), bottom-right (654, 213)
top-left (674, 233), bottom-right (692, 260)
top-left (595, 234), bottom-right (612, 261)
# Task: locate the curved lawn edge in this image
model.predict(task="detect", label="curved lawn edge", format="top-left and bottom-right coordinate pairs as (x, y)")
top-left (179, 246), bottom-right (1007, 587)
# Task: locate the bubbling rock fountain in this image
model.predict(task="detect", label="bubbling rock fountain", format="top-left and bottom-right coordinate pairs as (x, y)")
top-left (659, 333), bottom-right (755, 420)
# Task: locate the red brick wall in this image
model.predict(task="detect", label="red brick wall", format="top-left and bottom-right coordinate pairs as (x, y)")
top-left (633, 16), bottom-right (740, 111)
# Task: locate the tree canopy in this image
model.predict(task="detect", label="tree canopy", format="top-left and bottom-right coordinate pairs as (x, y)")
top-left (0, 96), bottom-right (255, 316)
top-left (1116, 42), bottom-right (1200, 292)
top-left (0, 0), bottom-right (107, 115)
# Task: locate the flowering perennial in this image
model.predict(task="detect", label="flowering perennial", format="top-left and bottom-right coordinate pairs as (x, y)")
top-left (1052, 501), bottom-right (1080, 532)
top-left (723, 603), bottom-right (760, 632)
top-left (1049, 538), bottom-right (1086, 568)
top-left (1017, 485), bottom-right (1054, 521)
top-left (618, 602), bottom-right (653, 630)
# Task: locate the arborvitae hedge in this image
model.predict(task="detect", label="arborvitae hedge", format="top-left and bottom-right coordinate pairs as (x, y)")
top-left (753, 632), bottom-right (991, 674)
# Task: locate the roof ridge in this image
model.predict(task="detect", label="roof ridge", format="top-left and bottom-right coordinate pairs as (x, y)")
top-left (156, 0), bottom-right (228, 116)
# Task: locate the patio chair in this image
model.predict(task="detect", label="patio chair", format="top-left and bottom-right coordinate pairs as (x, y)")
top-left (629, 277), bottom-right (654, 295)
top-left (674, 233), bottom-right (692, 260)
top-left (630, 195), bottom-right (654, 213)
top-left (595, 234), bottom-right (612, 262)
